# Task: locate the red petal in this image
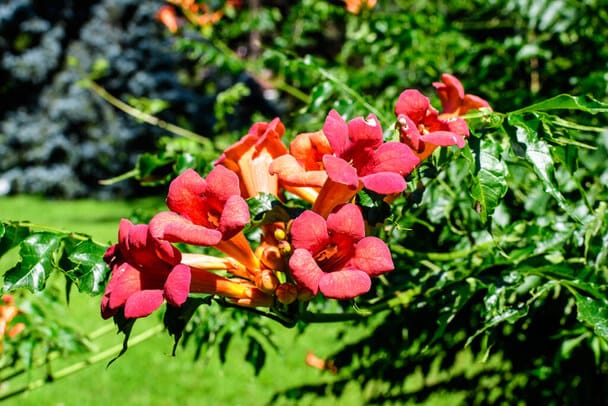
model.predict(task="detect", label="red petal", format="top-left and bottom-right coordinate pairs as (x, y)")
top-left (347, 114), bottom-right (383, 150)
top-left (433, 73), bottom-right (465, 115)
top-left (360, 172), bottom-right (407, 195)
top-left (353, 236), bottom-right (394, 277)
top-left (318, 270), bottom-right (371, 299)
top-left (289, 248), bottom-right (323, 296)
top-left (322, 110), bottom-right (350, 158)
top-left (106, 263), bottom-right (143, 311)
top-left (397, 114), bottom-right (422, 151)
top-left (206, 164), bottom-right (242, 203)
top-left (290, 210), bottom-right (329, 252)
top-left (164, 264), bottom-right (191, 306)
top-left (124, 289), bottom-right (165, 318)
top-left (323, 155), bottom-right (359, 188)
top-left (364, 142), bottom-right (420, 176)
top-left (218, 195), bottom-right (250, 240)
top-left (445, 117), bottom-right (470, 137)
top-left (152, 236), bottom-right (182, 266)
top-left (394, 89), bottom-right (430, 123)
top-left (166, 169), bottom-right (207, 224)
top-left (422, 131), bottom-right (466, 148)
top-left (326, 203), bottom-right (365, 242)
top-left (149, 211), bottom-right (222, 246)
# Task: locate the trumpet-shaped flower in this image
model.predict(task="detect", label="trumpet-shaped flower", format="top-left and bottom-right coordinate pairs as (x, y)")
top-left (101, 219), bottom-right (190, 319)
top-left (288, 204), bottom-right (394, 300)
top-left (433, 73), bottom-right (491, 117)
top-left (149, 166), bottom-right (249, 246)
top-left (215, 118), bottom-right (288, 198)
top-left (395, 89), bottom-right (469, 162)
top-left (268, 130), bottom-right (333, 203)
top-left (310, 110), bottom-right (420, 216)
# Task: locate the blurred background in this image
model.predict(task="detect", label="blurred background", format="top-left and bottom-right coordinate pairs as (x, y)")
top-left (1, 0), bottom-right (606, 199)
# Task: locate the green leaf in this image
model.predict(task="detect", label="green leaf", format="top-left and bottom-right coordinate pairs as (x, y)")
top-left (67, 239), bottom-right (110, 295)
top-left (466, 303), bottom-right (529, 347)
top-left (507, 114), bottom-right (580, 222)
top-left (464, 138), bottom-right (508, 223)
top-left (0, 221), bottom-right (31, 256)
top-left (572, 291), bottom-right (608, 341)
top-left (247, 193), bottom-right (302, 226)
top-left (425, 279), bottom-right (481, 350)
top-left (3, 232), bottom-right (64, 293)
top-left (135, 153), bottom-right (176, 185)
top-left (510, 94), bottom-right (608, 115)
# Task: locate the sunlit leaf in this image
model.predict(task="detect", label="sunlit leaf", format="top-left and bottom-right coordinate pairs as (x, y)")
top-left (507, 114), bottom-right (580, 222)
top-left (572, 291), bottom-right (608, 341)
top-left (463, 138), bottom-right (508, 223)
top-left (67, 239), bottom-right (110, 295)
top-left (3, 233), bottom-right (64, 293)
top-left (510, 94), bottom-right (608, 115)
top-left (0, 222), bottom-right (31, 256)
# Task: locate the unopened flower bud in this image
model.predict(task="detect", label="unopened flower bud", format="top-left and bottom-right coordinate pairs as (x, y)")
top-left (273, 227), bottom-right (286, 241)
top-left (255, 269), bottom-right (279, 293)
top-left (278, 240), bottom-right (292, 256)
top-left (297, 287), bottom-right (315, 302)
top-left (276, 282), bottom-right (298, 305)
top-left (258, 246), bottom-right (282, 270)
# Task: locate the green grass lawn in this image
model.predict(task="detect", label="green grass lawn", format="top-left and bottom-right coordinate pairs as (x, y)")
top-left (0, 196), bottom-right (365, 406)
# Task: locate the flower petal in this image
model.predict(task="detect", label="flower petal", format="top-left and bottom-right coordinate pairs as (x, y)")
top-left (124, 289), bottom-right (165, 319)
top-left (362, 141), bottom-right (420, 177)
top-left (422, 131), bottom-right (467, 148)
top-left (106, 263), bottom-right (143, 312)
top-left (289, 248), bottom-right (323, 296)
top-left (218, 195), bottom-right (250, 240)
top-left (206, 165), bottom-right (242, 205)
top-left (269, 154), bottom-right (327, 188)
top-left (445, 117), bottom-right (470, 137)
top-left (326, 204), bottom-right (365, 242)
top-left (149, 211), bottom-right (222, 246)
top-left (360, 172), bottom-right (407, 195)
top-left (433, 73), bottom-right (465, 115)
top-left (289, 130), bottom-right (333, 170)
top-left (353, 236), bottom-right (394, 277)
top-left (347, 114), bottom-right (383, 150)
top-left (318, 270), bottom-right (371, 299)
top-left (322, 110), bottom-right (350, 158)
top-left (395, 89), bottom-right (431, 123)
top-left (164, 264), bottom-right (191, 307)
top-left (323, 155), bottom-right (359, 188)
top-left (290, 210), bottom-right (329, 252)
top-left (462, 94), bottom-right (491, 113)
top-left (166, 169), bottom-right (208, 225)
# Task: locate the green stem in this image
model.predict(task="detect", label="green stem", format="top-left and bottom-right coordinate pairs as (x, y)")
top-left (98, 169), bottom-right (139, 186)
top-left (0, 324), bottom-right (164, 402)
top-left (211, 38), bottom-right (311, 104)
top-left (2, 220), bottom-right (106, 247)
top-left (316, 66), bottom-right (391, 125)
top-left (86, 80), bottom-right (208, 144)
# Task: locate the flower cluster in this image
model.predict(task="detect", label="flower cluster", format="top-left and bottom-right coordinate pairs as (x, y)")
top-left (101, 74), bottom-right (489, 320)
